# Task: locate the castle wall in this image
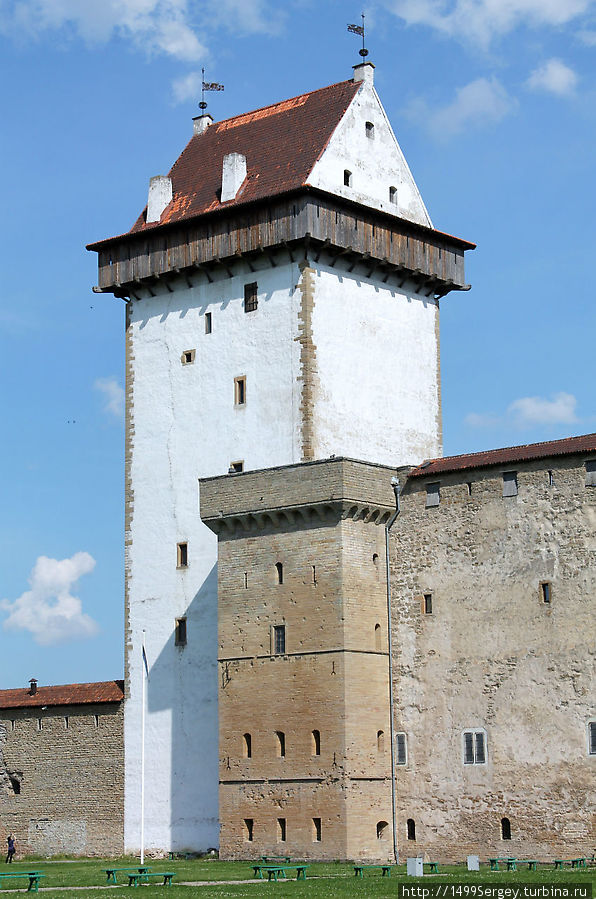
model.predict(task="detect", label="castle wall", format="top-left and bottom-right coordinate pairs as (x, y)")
top-left (0, 704), bottom-right (123, 856)
top-left (391, 454), bottom-right (596, 861)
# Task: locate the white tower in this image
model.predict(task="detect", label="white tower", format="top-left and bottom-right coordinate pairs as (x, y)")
top-left (88, 63), bottom-right (474, 853)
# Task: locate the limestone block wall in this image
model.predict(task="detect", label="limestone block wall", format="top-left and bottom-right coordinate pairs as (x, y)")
top-left (391, 453), bottom-right (596, 861)
top-left (0, 703), bottom-right (124, 856)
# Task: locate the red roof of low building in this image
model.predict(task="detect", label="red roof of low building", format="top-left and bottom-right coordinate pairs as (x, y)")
top-left (0, 680), bottom-right (124, 710)
top-left (410, 433), bottom-right (596, 478)
top-left (127, 79), bottom-right (361, 234)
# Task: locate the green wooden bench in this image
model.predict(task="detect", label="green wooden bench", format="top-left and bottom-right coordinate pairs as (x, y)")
top-left (127, 871), bottom-right (175, 887)
top-left (424, 862), bottom-right (439, 873)
top-left (354, 864), bottom-right (393, 877)
top-left (554, 858), bottom-right (586, 869)
top-left (261, 856), bottom-right (292, 864)
top-left (0, 872), bottom-right (45, 893)
top-left (489, 857), bottom-right (516, 871)
top-left (104, 866), bottom-right (151, 884)
top-left (252, 865), bottom-right (308, 882)
top-left (515, 860), bottom-right (538, 871)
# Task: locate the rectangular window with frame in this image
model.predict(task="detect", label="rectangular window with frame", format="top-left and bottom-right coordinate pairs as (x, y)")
top-left (205, 312), bottom-right (212, 334)
top-left (229, 460), bottom-right (244, 473)
top-left (177, 542), bottom-right (188, 568)
top-left (424, 593), bottom-right (433, 615)
top-left (234, 376), bottom-right (246, 406)
top-left (540, 582), bottom-right (552, 604)
top-left (588, 721), bottom-right (596, 755)
top-left (586, 460), bottom-right (596, 487)
top-left (396, 732), bottom-right (407, 766)
top-left (175, 617), bottom-right (187, 646)
top-left (426, 483), bottom-right (440, 508)
top-left (273, 625), bottom-right (286, 655)
top-left (503, 471), bottom-right (518, 497)
top-left (463, 729), bottom-right (486, 765)
top-left (244, 282), bottom-right (258, 313)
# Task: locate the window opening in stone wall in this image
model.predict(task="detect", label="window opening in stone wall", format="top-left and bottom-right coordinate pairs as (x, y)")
top-left (9, 776), bottom-right (20, 795)
top-left (181, 349), bottom-right (195, 365)
top-left (463, 729), bottom-right (486, 765)
top-left (377, 821), bottom-right (389, 840)
top-left (175, 617), bottom-right (187, 645)
top-left (344, 169), bottom-right (352, 187)
top-left (312, 565), bottom-right (317, 585)
top-left (273, 625), bottom-right (286, 654)
top-left (467, 482), bottom-right (473, 496)
top-left (406, 819), bottom-right (416, 840)
top-left (243, 733), bottom-right (252, 758)
top-left (389, 186), bottom-right (398, 205)
top-left (426, 482), bottom-right (440, 508)
top-left (244, 572), bottom-right (248, 589)
top-left (424, 594), bottom-right (433, 615)
top-left (229, 461), bottom-right (244, 473)
top-left (312, 730), bottom-right (321, 756)
top-left (244, 282), bottom-right (258, 313)
top-left (501, 817), bottom-right (512, 840)
top-left (377, 730), bottom-right (385, 753)
top-left (244, 818), bottom-right (253, 841)
top-left (313, 818), bottom-right (322, 841)
top-left (375, 623), bottom-right (382, 651)
top-left (365, 121), bottom-right (375, 138)
top-left (277, 818), bottom-right (287, 842)
top-left (585, 461), bottom-right (596, 487)
top-left (373, 553), bottom-right (379, 566)
top-left (37, 718), bottom-right (42, 731)
top-left (205, 312), bottom-right (212, 334)
top-left (94, 715), bottom-right (99, 728)
top-left (275, 562), bottom-right (283, 585)
top-left (540, 582), bottom-right (551, 604)
top-left (10, 720), bottom-right (15, 732)
top-left (588, 721), bottom-right (596, 755)
top-left (503, 471), bottom-right (518, 497)
top-left (64, 716), bottom-right (69, 729)
top-left (548, 470), bottom-right (554, 487)
top-left (396, 732), bottom-right (407, 765)
top-left (275, 731), bottom-right (286, 757)
top-left (177, 542), bottom-right (188, 568)
top-left (234, 376), bottom-right (246, 406)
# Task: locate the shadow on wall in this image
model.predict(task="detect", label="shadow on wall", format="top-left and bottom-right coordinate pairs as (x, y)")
top-left (147, 564), bottom-right (219, 851)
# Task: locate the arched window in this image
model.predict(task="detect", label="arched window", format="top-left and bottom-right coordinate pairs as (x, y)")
top-left (243, 733), bottom-right (252, 759)
top-left (312, 729), bottom-right (321, 756)
top-left (389, 186), bottom-right (398, 205)
top-left (501, 817), bottom-right (511, 840)
top-left (375, 623), bottom-right (382, 651)
top-left (407, 818), bottom-right (416, 841)
top-left (377, 820), bottom-right (389, 840)
top-left (344, 169), bottom-right (352, 187)
top-left (275, 730), bottom-right (286, 758)
top-left (275, 562), bottom-right (283, 585)
top-left (365, 121), bottom-right (375, 139)
top-left (377, 730), bottom-right (385, 753)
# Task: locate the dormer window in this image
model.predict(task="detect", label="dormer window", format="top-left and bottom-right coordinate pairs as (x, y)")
top-left (344, 169), bottom-right (352, 187)
top-left (389, 186), bottom-right (398, 205)
top-left (365, 121), bottom-right (375, 139)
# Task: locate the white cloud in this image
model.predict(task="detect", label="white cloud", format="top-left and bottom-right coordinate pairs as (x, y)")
top-left (409, 77), bottom-right (515, 139)
top-left (172, 70), bottom-right (203, 104)
top-left (95, 376), bottom-right (124, 419)
top-left (526, 59), bottom-right (579, 96)
top-left (508, 391), bottom-right (579, 425)
top-left (577, 28), bottom-right (596, 44)
top-left (1, 553), bottom-right (99, 646)
top-left (386, 0), bottom-right (596, 48)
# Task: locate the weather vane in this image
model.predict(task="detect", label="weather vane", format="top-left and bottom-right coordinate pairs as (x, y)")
top-left (199, 67), bottom-right (225, 114)
top-left (347, 14), bottom-right (368, 58)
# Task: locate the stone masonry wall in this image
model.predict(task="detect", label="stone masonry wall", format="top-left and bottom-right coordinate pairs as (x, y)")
top-left (0, 703), bottom-right (124, 857)
top-left (391, 453), bottom-right (596, 862)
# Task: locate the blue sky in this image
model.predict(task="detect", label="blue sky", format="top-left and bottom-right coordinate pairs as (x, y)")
top-left (1, 0), bottom-right (594, 689)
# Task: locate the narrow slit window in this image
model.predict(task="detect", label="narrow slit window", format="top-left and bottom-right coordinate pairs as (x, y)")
top-left (396, 732), bottom-right (407, 766)
top-left (375, 623), bottom-right (382, 651)
top-left (37, 718), bottom-right (43, 731)
top-left (244, 818), bottom-right (253, 841)
top-left (64, 716), bottom-right (69, 729)
top-left (585, 461), bottom-right (596, 487)
top-left (244, 282), bottom-right (258, 313)
top-left (234, 376), bottom-right (246, 406)
top-left (275, 731), bottom-right (285, 757)
top-left (503, 471), bottom-right (518, 497)
top-left (244, 572), bottom-right (248, 589)
top-left (540, 582), bottom-right (551, 604)
top-left (175, 617), bottom-right (187, 646)
top-left (312, 817), bottom-right (322, 842)
top-left (548, 470), bottom-right (554, 487)
top-left (204, 312), bottom-right (212, 334)
top-left (424, 594), bottom-right (433, 615)
top-left (467, 482), bottom-right (473, 496)
top-left (177, 542), bottom-right (188, 568)
top-left (243, 733), bottom-right (252, 759)
top-left (312, 729), bottom-right (321, 756)
top-left (377, 730), bottom-right (385, 753)
top-left (312, 565), bottom-right (317, 585)
top-left (94, 715), bottom-right (99, 728)
top-left (426, 482), bottom-right (440, 508)
top-left (273, 625), bottom-right (286, 655)
top-left (344, 169), bottom-right (352, 187)
top-left (365, 121), bottom-right (375, 139)
top-left (277, 817), bottom-right (287, 842)
top-left (181, 349), bottom-right (195, 365)
top-left (275, 562), bottom-right (283, 585)
top-left (389, 186), bottom-right (398, 205)
top-left (588, 721), bottom-right (596, 755)
top-left (406, 818), bottom-right (416, 841)
top-left (10, 720), bottom-right (15, 732)
top-left (501, 817), bottom-right (512, 840)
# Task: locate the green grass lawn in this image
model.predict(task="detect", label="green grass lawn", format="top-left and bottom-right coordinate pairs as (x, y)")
top-left (0, 857), bottom-right (593, 897)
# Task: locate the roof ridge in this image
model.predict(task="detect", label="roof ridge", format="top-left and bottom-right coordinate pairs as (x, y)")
top-left (431, 432), bottom-right (596, 466)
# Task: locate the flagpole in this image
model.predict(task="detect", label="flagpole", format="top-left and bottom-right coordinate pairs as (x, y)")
top-left (140, 630), bottom-right (146, 865)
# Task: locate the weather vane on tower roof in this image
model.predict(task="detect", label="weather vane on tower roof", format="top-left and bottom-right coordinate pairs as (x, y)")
top-left (199, 67), bottom-right (224, 114)
top-left (347, 14), bottom-right (368, 58)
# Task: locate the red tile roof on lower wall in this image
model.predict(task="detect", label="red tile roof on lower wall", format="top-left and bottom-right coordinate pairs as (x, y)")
top-left (0, 680), bottom-right (124, 710)
top-left (409, 433), bottom-right (596, 478)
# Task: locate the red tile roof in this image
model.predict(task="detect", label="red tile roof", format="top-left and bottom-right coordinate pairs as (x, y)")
top-left (0, 680), bottom-right (124, 710)
top-left (410, 433), bottom-right (596, 478)
top-left (127, 80), bottom-right (361, 234)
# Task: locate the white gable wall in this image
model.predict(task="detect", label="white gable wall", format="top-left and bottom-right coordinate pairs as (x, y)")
top-left (308, 79), bottom-right (432, 228)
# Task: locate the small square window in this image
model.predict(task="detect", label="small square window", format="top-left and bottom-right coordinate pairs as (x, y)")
top-left (540, 582), bottom-right (552, 604)
top-left (234, 376), bottom-right (246, 406)
top-left (273, 625), bottom-right (286, 655)
top-left (344, 169), bottom-right (352, 187)
top-left (177, 542), bottom-right (188, 568)
top-left (585, 461), bottom-right (596, 487)
top-left (426, 483), bottom-right (440, 508)
top-left (229, 461), bottom-right (244, 473)
top-left (205, 312), bottom-right (212, 334)
top-left (244, 282), bottom-right (258, 313)
top-left (503, 471), bottom-right (518, 497)
top-left (181, 349), bottom-right (195, 365)
top-left (396, 732), bottom-right (407, 766)
top-left (175, 617), bottom-right (187, 646)
top-left (463, 729), bottom-right (487, 765)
